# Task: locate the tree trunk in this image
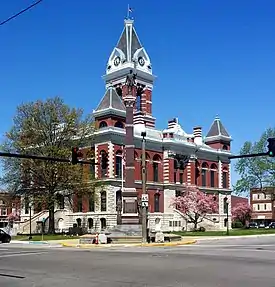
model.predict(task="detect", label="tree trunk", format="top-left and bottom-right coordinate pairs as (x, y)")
top-left (48, 205), bottom-right (55, 234)
top-left (194, 221), bottom-right (198, 230)
top-left (47, 195), bottom-right (55, 234)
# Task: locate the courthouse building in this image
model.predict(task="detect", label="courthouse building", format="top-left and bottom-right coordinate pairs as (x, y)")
top-left (18, 17), bottom-right (232, 234)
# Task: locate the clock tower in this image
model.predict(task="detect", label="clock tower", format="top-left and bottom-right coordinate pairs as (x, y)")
top-left (103, 18), bottom-right (156, 128)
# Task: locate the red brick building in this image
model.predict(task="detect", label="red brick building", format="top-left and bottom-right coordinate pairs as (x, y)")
top-left (69, 17), bottom-right (232, 232)
top-left (250, 187), bottom-right (275, 225)
top-left (18, 17), bottom-right (233, 233)
top-left (0, 191), bottom-right (21, 229)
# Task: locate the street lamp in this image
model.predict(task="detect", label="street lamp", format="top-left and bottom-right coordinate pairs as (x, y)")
top-left (29, 203), bottom-right (32, 240)
top-left (141, 131), bottom-right (148, 243)
top-left (224, 196), bottom-right (229, 236)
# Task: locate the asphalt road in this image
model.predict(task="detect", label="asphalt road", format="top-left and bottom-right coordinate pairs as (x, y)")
top-left (1, 236), bottom-right (275, 287)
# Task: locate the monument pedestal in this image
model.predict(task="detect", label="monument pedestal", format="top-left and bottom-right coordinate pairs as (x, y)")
top-left (121, 187), bottom-right (140, 225)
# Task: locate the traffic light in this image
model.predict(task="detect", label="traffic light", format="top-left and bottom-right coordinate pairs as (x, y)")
top-left (267, 138), bottom-right (275, 157)
top-left (71, 147), bottom-right (83, 165)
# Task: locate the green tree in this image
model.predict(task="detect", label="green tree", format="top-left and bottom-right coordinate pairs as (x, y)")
top-left (0, 97), bottom-right (101, 234)
top-left (234, 128), bottom-right (275, 195)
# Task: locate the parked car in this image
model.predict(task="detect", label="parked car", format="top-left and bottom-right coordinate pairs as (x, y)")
top-left (0, 229), bottom-right (11, 243)
top-left (258, 223), bottom-right (265, 228)
top-left (248, 222), bottom-right (258, 229)
top-left (268, 222), bottom-right (275, 229)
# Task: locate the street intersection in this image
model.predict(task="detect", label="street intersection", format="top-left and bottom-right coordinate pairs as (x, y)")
top-left (0, 236), bottom-right (275, 286)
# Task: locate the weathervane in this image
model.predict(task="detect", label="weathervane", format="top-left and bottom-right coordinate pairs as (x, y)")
top-left (126, 4), bottom-right (133, 20)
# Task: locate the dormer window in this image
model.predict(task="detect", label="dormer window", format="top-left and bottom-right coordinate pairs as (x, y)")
top-left (99, 121), bottom-right (107, 129)
top-left (222, 145), bottom-right (228, 150)
top-left (114, 121), bottom-right (124, 128)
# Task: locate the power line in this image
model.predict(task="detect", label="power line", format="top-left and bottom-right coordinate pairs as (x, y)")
top-left (0, 0), bottom-right (44, 26)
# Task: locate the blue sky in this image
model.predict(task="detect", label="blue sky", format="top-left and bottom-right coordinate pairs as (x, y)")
top-left (1, 0), bottom-right (274, 188)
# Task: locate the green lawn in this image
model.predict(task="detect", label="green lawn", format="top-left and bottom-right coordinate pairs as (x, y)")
top-left (12, 234), bottom-right (79, 241)
top-left (174, 228), bottom-right (275, 237)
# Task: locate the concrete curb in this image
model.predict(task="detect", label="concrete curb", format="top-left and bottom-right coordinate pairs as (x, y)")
top-left (132, 240), bottom-right (197, 247)
top-left (60, 240), bottom-right (197, 249)
top-left (193, 233), bottom-right (275, 241)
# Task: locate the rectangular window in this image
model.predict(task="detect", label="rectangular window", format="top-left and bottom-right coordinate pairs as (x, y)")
top-left (264, 204), bottom-right (267, 210)
top-left (222, 172), bottom-right (227, 188)
top-left (179, 173), bottom-right (183, 184)
top-left (201, 170), bottom-right (206, 187)
top-left (174, 172), bottom-right (177, 183)
top-left (89, 195), bottom-right (95, 212)
top-left (169, 221), bottom-right (173, 227)
top-left (210, 171), bottom-right (215, 187)
top-left (153, 163), bottom-right (159, 182)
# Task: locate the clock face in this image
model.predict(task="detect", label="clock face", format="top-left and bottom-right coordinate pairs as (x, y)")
top-left (138, 57), bottom-right (145, 66)
top-left (114, 56), bottom-right (121, 66)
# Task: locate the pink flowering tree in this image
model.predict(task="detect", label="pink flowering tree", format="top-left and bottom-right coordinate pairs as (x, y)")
top-left (172, 186), bottom-right (218, 230)
top-left (232, 202), bottom-right (252, 226)
top-left (7, 212), bottom-right (20, 223)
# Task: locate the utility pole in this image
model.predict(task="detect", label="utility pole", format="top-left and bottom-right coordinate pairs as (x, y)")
top-left (141, 131), bottom-right (148, 243)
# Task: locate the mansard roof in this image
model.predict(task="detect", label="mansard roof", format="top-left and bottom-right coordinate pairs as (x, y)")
top-left (205, 116), bottom-right (231, 140)
top-left (95, 87), bottom-right (125, 112)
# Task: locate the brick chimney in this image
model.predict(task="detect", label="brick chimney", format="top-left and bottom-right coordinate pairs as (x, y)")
top-left (193, 126), bottom-right (202, 145)
top-left (168, 118), bottom-right (178, 129)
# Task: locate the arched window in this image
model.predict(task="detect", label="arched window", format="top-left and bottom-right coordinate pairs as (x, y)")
top-left (100, 218), bottom-right (107, 230)
top-left (88, 218), bottom-right (93, 229)
top-left (114, 121), bottom-right (124, 128)
top-left (89, 194), bottom-right (95, 212)
top-left (154, 193), bottom-right (160, 212)
top-left (201, 162), bottom-right (208, 187)
top-left (210, 164), bottom-right (217, 188)
top-left (101, 191), bottom-right (107, 212)
top-left (115, 151), bottom-right (122, 178)
top-left (222, 145), bottom-right (228, 150)
top-left (99, 121), bottom-right (107, 129)
top-left (153, 155), bottom-right (161, 182)
top-left (76, 218), bottom-right (81, 227)
top-left (100, 150), bottom-right (108, 177)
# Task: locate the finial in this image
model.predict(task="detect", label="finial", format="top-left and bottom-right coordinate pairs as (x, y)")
top-left (215, 114), bottom-right (220, 120)
top-left (126, 4), bottom-right (134, 20)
